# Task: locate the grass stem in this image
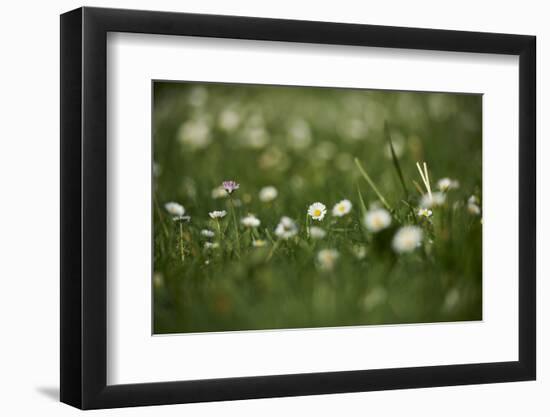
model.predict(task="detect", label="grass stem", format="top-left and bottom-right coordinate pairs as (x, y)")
top-left (354, 158), bottom-right (391, 210)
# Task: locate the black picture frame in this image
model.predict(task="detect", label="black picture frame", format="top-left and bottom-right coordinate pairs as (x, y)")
top-left (60, 6), bottom-right (536, 410)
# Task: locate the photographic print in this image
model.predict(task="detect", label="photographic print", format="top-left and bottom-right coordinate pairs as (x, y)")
top-left (152, 81), bottom-right (482, 334)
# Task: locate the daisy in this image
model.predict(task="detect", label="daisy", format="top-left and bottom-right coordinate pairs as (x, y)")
top-left (242, 126), bottom-right (269, 149)
top-left (153, 272), bottom-right (164, 288)
top-left (332, 199), bottom-right (352, 217)
top-left (188, 85), bottom-right (208, 107)
top-left (274, 216), bottom-right (298, 239)
top-left (364, 208), bottom-right (392, 232)
top-left (314, 141), bottom-right (337, 161)
top-left (259, 186), bottom-right (278, 202)
top-left (164, 202), bottom-right (185, 217)
top-left (317, 249), bottom-right (339, 271)
top-left (211, 186), bottom-right (228, 199)
top-left (467, 195), bottom-right (481, 215)
top-left (309, 226), bottom-right (327, 239)
top-left (153, 162), bottom-right (161, 178)
top-left (204, 242), bottom-right (219, 249)
top-left (177, 119), bottom-right (211, 150)
top-left (241, 214), bottom-right (261, 228)
top-left (252, 239), bottom-right (268, 248)
top-left (288, 119), bottom-right (312, 150)
top-left (437, 177), bottom-right (460, 192)
top-left (218, 108), bottom-right (241, 132)
top-left (222, 180), bottom-right (240, 195)
top-left (344, 118), bottom-right (368, 142)
top-left (362, 286), bottom-right (387, 311)
top-left (443, 288), bottom-right (461, 312)
top-left (308, 202), bottom-right (327, 221)
top-left (353, 245), bottom-right (367, 260)
top-left (209, 210), bottom-right (227, 219)
top-left (200, 229), bottom-right (215, 238)
top-left (392, 226), bottom-right (423, 254)
top-left (420, 192), bottom-right (446, 208)
top-left (417, 208), bottom-right (433, 218)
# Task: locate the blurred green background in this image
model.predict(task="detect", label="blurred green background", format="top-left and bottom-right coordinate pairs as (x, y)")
top-left (153, 81), bottom-right (482, 334)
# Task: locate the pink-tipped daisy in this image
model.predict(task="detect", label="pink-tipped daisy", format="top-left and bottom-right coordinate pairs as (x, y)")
top-left (222, 180), bottom-right (240, 195)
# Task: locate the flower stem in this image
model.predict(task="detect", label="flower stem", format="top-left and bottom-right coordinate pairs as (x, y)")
top-left (179, 222), bottom-right (185, 263)
top-left (266, 239), bottom-right (280, 261)
top-left (229, 198), bottom-right (241, 258)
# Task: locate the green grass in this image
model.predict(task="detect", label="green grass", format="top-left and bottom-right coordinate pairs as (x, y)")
top-left (153, 81), bottom-right (482, 334)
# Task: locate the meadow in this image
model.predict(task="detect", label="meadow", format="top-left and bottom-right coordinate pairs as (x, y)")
top-left (152, 81), bottom-right (482, 334)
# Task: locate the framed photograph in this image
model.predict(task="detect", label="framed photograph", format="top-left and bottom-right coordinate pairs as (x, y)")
top-left (60, 6), bottom-right (536, 409)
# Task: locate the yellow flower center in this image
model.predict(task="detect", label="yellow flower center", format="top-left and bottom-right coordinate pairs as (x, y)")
top-left (314, 209), bottom-right (321, 217)
top-left (339, 205), bottom-right (345, 213)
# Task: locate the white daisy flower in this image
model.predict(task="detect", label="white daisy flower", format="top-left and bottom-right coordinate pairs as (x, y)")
top-left (332, 199), bottom-right (352, 217)
top-left (314, 141), bottom-right (337, 161)
top-left (309, 226), bottom-right (327, 239)
top-left (317, 249), bottom-right (339, 271)
top-left (288, 119), bottom-right (312, 150)
top-left (307, 202), bottom-right (327, 221)
top-left (164, 202), bottom-right (185, 217)
top-left (362, 286), bottom-right (387, 311)
top-left (252, 239), bottom-right (267, 248)
top-left (364, 208), bottom-right (392, 232)
top-left (353, 245), bottom-right (367, 260)
top-left (437, 177), bottom-right (460, 192)
top-left (218, 108), bottom-right (241, 132)
top-left (443, 288), bottom-right (461, 312)
top-left (392, 226), bottom-right (423, 254)
top-left (344, 118), bottom-right (368, 142)
top-left (242, 126), bottom-right (269, 149)
top-left (417, 208), bottom-right (433, 218)
top-left (200, 229), bottom-right (215, 238)
top-left (153, 162), bottom-right (161, 178)
top-left (467, 195), bottom-right (481, 215)
top-left (209, 210), bottom-right (227, 219)
top-left (274, 216), bottom-right (298, 240)
top-left (241, 214), bottom-right (261, 228)
top-left (188, 86), bottom-right (208, 107)
top-left (211, 186), bottom-right (228, 199)
top-left (177, 119), bottom-right (211, 150)
top-left (259, 186), bottom-right (278, 202)
top-left (420, 191), bottom-right (446, 208)
top-left (153, 272), bottom-right (164, 288)
top-left (204, 242), bottom-right (219, 249)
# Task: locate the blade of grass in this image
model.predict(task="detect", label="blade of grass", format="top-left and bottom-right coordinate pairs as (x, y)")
top-left (354, 157), bottom-right (391, 210)
top-left (412, 180), bottom-right (424, 195)
top-left (385, 121), bottom-right (408, 199)
top-left (423, 161), bottom-right (432, 198)
top-left (356, 183), bottom-right (368, 217)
